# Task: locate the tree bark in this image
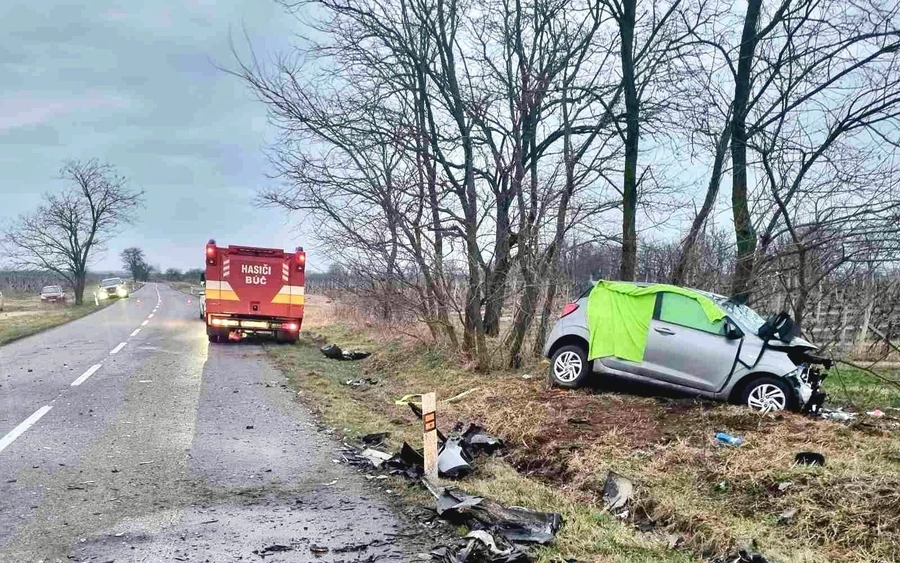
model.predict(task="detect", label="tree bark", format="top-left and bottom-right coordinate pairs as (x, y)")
top-left (618, 0), bottom-right (639, 281)
top-left (730, 0), bottom-right (763, 300)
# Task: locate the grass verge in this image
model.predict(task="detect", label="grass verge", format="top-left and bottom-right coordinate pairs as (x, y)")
top-left (266, 299), bottom-right (900, 563)
top-left (0, 295), bottom-right (112, 345)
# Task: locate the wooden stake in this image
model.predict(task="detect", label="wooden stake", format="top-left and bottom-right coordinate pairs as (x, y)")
top-left (422, 392), bottom-right (438, 481)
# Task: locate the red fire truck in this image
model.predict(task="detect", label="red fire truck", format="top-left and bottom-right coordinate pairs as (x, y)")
top-left (202, 240), bottom-right (306, 343)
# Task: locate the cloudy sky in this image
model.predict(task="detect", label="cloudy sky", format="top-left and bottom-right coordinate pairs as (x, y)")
top-left (0, 0), bottom-right (313, 272)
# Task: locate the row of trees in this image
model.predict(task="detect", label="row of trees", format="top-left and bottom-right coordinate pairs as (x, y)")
top-left (235, 0), bottom-right (900, 367)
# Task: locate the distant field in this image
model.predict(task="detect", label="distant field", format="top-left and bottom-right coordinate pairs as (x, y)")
top-left (0, 293), bottom-right (111, 345)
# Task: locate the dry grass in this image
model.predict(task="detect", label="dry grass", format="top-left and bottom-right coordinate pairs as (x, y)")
top-left (0, 293), bottom-right (112, 345)
top-left (266, 296), bottom-right (900, 563)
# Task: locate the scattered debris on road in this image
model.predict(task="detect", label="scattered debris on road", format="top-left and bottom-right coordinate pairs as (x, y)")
top-left (320, 343), bottom-right (371, 361)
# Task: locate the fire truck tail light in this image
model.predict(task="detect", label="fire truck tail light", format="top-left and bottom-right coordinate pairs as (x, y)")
top-left (206, 242), bottom-right (217, 266)
top-left (295, 248), bottom-right (306, 272)
top-left (281, 322), bottom-right (299, 332)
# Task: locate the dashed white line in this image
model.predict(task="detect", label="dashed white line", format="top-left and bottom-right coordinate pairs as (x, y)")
top-left (141, 320), bottom-right (149, 326)
top-left (130, 328), bottom-right (141, 337)
top-left (71, 364), bottom-right (102, 387)
top-left (148, 313), bottom-right (154, 319)
top-left (110, 342), bottom-right (127, 355)
top-left (0, 406), bottom-right (52, 454)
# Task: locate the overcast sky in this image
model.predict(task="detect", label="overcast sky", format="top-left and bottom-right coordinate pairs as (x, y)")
top-left (0, 0), bottom-right (314, 273)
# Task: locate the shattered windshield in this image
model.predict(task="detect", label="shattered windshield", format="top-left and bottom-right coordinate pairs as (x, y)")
top-left (718, 299), bottom-right (767, 335)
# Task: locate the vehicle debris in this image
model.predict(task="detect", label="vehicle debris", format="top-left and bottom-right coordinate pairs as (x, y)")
top-left (361, 432), bottom-right (390, 446)
top-left (460, 424), bottom-right (504, 455)
top-left (821, 408), bottom-right (856, 421)
top-left (320, 343), bottom-right (371, 361)
top-left (710, 549), bottom-right (771, 563)
top-left (383, 442), bottom-right (425, 479)
top-left (437, 438), bottom-right (473, 478)
top-left (866, 409), bottom-right (885, 418)
top-left (423, 480), bottom-right (563, 545)
top-left (794, 451), bottom-right (825, 466)
top-left (360, 448), bottom-right (393, 468)
top-left (344, 377), bottom-right (378, 387)
top-left (601, 471), bottom-right (634, 514)
top-left (715, 432), bottom-right (744, 447)
top-left (431, 531), bottom-right (530, 562)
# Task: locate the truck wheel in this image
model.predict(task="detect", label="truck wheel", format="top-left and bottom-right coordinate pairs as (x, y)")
top-left (549, 344), bottom-right (591, 389)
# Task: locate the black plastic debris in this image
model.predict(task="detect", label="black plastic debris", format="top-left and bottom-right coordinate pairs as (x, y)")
top-left (461, 424), bottom-right (504, 455)
top-left (344, 377), bottom-right (378, 387)
top-left (438, 437), bottom-right (474, 478)
top-left (710, 550), bottom-right (770, 563)
top-left (384, 442), bottom-right (425, 479)
top-left (320, 343), bottom-right (372, 361)
top-left (794, 452), bottom-right (825, 466)
top-left (361, 432), bottom-right (390, 446)
top-left (431, 532), bottom-right (531, 563)
top-left (424, 481), bottom-right (562, 545)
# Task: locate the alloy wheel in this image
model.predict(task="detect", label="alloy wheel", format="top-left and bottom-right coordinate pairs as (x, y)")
top-left (553, 351), bottom-right (583, 383)
top-left (747, 383), bottom-right (787, 412)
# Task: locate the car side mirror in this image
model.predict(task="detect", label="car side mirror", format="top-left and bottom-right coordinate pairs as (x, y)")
top-left (724, 319), bottom-right (743, 340)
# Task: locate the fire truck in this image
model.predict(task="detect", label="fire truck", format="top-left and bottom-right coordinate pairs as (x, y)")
top-left (202, 240), bottom-right (306, 343)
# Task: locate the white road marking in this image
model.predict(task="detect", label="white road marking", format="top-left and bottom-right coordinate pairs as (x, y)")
top-left (71, 364), bottom-right (102, 387)
top-left (110, 342), bottom-right (127, 355)
top-left (141, 320), bottom-right (149, 326)
top-left (148, 313), bottom-right (154, 319)
top-left (0, 406), bottom-right (52, 454)
top-left (130, 328), bottom-right (141, 337)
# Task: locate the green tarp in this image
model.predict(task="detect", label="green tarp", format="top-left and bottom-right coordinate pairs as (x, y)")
top-left (586, 281), bottom-right (725, 362)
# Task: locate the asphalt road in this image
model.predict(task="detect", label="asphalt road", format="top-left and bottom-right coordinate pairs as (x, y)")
top-left (0, 284), bottom-right (434, 562)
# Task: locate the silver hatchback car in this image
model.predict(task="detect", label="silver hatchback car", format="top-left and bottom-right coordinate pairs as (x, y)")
top-left (543, 282), bottom-right (829, 412)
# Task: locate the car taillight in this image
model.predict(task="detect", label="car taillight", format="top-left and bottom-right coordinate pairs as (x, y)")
top-left (560, 302), bottom-right (579, 318)
top-left (281, 322), bottom-right (299, 331)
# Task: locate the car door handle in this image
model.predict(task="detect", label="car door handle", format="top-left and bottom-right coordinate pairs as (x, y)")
top-left (654, 327), bottom-right (675, 335)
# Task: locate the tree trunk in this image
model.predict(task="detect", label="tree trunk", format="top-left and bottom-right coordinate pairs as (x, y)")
top-left (74, 272), bottom-right (86, 306)
top-left (482, 190), bottom-right (514, 336)
top-left (671, 124), bottom-right (731, 285)
top-left (730, 0), bottom-right (763, 300)
top-left (618, 0), bottom-right (639, 282)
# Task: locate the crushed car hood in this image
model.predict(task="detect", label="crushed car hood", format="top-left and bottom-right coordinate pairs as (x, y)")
top-left (767, 335), bottom-right (816, 351)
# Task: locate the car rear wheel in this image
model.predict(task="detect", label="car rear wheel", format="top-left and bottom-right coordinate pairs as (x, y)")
top-left (740, 376), bottom-right (797, 412)
top-left (549, 344), bottom-right (590, 389)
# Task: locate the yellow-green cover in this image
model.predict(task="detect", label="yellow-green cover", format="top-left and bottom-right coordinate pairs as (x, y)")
top-left (586, 281), bottom-right (725, 362)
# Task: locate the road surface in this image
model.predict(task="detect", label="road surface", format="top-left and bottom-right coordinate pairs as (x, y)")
top-left (0, 284), bottom-right (434, 562)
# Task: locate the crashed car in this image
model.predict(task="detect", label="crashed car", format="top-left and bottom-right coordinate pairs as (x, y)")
top-left (543, 281), bottom-right (829, 413)
top-left (98, 277), bottom-right (130, 300)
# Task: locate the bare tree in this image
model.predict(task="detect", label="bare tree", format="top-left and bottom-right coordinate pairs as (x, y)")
top-left (121, 247), bottom-right (151, 282)
top-left (3, 160), bottom-right (144, 304)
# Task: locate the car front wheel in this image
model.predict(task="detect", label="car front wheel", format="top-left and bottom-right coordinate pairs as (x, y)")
top-left (549, 344), bottom-right (590, 389)
top-left (740, 376), bottom-right (797, 412)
